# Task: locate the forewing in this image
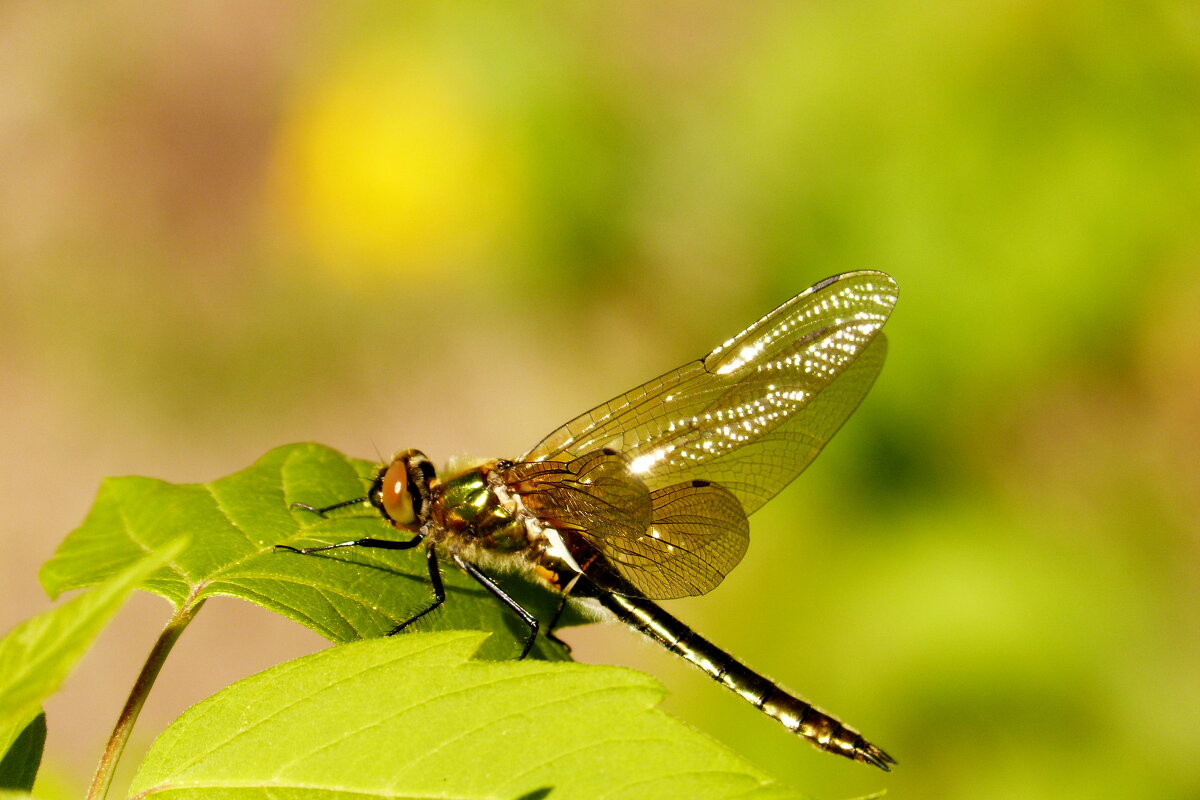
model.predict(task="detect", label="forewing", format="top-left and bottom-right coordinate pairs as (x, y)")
top-left (583, 479), bottom-right (750, 600)
top-left (523, 271), bottom-right (897, 515)
top-left (644, 334), bottom-right (889, 514)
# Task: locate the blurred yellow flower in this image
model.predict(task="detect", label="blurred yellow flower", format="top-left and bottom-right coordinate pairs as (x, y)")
top-left (270, 47), bottom-right (524, 281)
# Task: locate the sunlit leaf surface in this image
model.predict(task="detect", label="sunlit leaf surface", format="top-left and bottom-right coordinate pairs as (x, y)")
top-left (131, 631), bottom-right (802, 800)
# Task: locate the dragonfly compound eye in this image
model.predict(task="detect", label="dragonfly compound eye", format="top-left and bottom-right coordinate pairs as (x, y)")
top-left (379, 458), bottom-right (416, 527)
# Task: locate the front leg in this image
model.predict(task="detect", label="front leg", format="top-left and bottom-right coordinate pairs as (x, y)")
top-left (275, 533), bottom-right (425, 555)
top-left (276, 531), bottom-right (438, 636)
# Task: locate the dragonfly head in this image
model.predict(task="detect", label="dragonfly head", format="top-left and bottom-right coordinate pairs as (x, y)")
top-left (369, 449), bottom-right (436, 531)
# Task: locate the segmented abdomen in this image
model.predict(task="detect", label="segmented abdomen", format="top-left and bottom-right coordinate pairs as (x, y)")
top-left (597, 590), bottom-right (895, 770)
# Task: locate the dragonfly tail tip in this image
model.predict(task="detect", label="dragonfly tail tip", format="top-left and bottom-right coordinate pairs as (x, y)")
top-left (858, 742), bottom-right (897, 771)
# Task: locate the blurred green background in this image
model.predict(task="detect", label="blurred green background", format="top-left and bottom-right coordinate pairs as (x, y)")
top-left (2, 2), bottom-right (1197, 798)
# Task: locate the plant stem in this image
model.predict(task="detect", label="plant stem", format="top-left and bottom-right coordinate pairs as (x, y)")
top-left (86, 599), bottom-right (204, 800)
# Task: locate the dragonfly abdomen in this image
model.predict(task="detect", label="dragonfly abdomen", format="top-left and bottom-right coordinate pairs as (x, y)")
top-left (597, 589), bottom-right (895, 771)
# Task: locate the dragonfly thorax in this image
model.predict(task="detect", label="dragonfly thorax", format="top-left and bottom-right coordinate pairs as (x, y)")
top-left (430, 460), bottom-right (546, 557)
top-left (371, 451), bottom-right (568, 578)
top-left (416, 457), bottom-right (589, 593)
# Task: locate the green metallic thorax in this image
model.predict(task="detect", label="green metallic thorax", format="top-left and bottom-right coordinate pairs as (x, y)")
top-left (433, 466), bottom-right (529, 554)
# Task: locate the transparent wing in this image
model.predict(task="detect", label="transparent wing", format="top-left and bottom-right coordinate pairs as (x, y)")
top-left (523, 271), bottom-right (897, 515)
top-left (506, 454), bottom-right (750, 600)
top-left (591, 479), bottom-right (749, 600)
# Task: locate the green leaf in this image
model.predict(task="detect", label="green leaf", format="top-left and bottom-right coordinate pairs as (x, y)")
top-left (0, 543), bottom-right (182, 756)
top-left (130, 631), bottom-right (800, 800)
top-left (0, 714), bottom-right (44, 791)
top-left (39, 444), bottom-right (582, 660)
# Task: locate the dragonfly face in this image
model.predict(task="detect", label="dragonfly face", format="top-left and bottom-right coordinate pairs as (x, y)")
top-left (282, 270), bottom-right (899, 770)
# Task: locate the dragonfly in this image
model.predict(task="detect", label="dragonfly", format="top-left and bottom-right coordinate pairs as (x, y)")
top-left (279, 270), bottom-right (899, 770)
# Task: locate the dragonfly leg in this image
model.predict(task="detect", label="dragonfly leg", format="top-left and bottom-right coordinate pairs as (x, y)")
top-left (452, 554), bottom-right (539, 659)
top-left (544, 574), bottom-right (581, 654)
top-left (545, 596), bottom-right (573, 654)
top-left (388, 545), bottom-right (446, 635)
top-left (290, 497), bottom-right (369, 516)
top-left (275, 532), bottom-right (424, 555)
